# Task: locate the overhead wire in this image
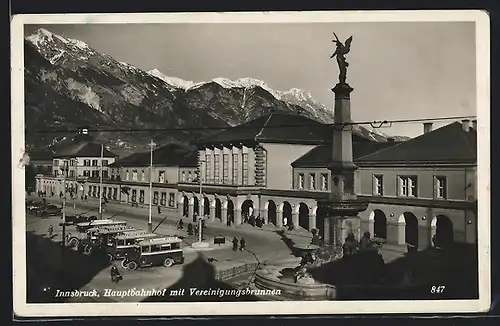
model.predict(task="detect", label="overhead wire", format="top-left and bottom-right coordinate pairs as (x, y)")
top-left (25, 115), bottom-right (477, 135)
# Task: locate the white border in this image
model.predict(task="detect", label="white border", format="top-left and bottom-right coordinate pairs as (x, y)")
top-left (11, 10), bottom-right (491, 317)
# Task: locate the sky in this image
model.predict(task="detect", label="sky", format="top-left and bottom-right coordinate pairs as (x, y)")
top-left (24, 21), bottom-right (477, 138)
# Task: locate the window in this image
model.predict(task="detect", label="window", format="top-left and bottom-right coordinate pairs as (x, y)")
top-left (435, 176), bottom-right (447, 199)
top-left (158, 171), bottom-right (165, 183)
top-left (298, 173), bottom-right (305, 189)
top-left (132, 170), bottom-right (138, 181)
top-left (102, 160), bottom-right (108, 167)
top-left (140, 170), bottom-right (145, 182)
top-left (113, 188), bottom-right (118, 200)
top-left (92, 187), bottom-right (96, 197)
top-left (399, 176), bottom-right (417, 197)
top-left (53, 159), bottom-right (59, 166)
top-left (139, 190), bottom-right (145, 203)
top-left (69, 170), bottom-right (75, 178)
top-left (181, 171), bottom-right (186, 182)
top-left (92, 159), bottom-right (98, 166)
top-left (373, 175), bottom-right (384, 196)
top-left (205, 155), bottom-right (212, 182)
top-left (242, 153), bottom-right (248, 185)
top-left (309, 173), bottom-right (316, 190)
top-left (214, 155), bottom-right (220, 182)
top-left (91, 170), bottom-right (99, 178)
top-left (168, 193), bottom-right (175, 207)
top-left (102, 170), bottom-right (108, 179)
top-left (153, 191), bottom-right (159, 205)
top-left (131, 189), bottom-right (137, 202)
top-left (83, 170), bottom-right (90, 177)
top-left (125, 170), bottom-right (129, 181)
top-left (321, 173), bottom-right (328, 191)
top-left (188, 171), bottom-right (192, 182)
top-left (232, 154), bottom-right (238, 184)
top-left (161, 192), bottom-right (167, 206)
top-left (84, 159), bottom-right (90, 167)
top-left (223, 154), bottom-right (229, 183)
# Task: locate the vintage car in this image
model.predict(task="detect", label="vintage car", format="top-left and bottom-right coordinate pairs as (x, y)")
top-left (64, 214), bottom-right (98, 225)
top-left (83, 224), bottom-right (137, 255)
top-left (34, 204), bottom-right (62, 217)
top-left (66, 220), bottom-right (127, 248)
top-left (122, 236), bottom-right (184, 270)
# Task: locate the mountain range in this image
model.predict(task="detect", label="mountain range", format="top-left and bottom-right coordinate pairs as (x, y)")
top-left (24, 28), bottom-right (408, 157)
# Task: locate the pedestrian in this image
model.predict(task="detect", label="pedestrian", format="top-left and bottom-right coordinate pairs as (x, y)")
top-left (288, 223), bottom-right (294, 231)
top-left (232, 237), bottom-right (239, 252)
top-left (48, 225), bottom-right (53, 237)
top-left (178, 219), bottom-right (184, 230)
top-left (283, 217), bottom-right (288, 228)
top-left (187, 223), bottom-right (193, 236)
top-left (240, 237), bottom-right (246, 251)
top-left (157, 205), bottom-right (161, 214)
top-left (84, 195), bottom-right (88, 201)
top-left (110, 264), bottom-right (122, 283)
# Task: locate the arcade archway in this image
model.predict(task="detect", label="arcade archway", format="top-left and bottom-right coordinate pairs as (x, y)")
top-left (182, 196), bottom-right (189, 217)
top-left (298, 203), bottom-right (309, 230)
top-left (373, 209), bottom-right (387, 239)
top-left (215, 198), bottom-right (222, 221)
top-left (203, 197), bottom-right (210, 216)
top-left (267, 200), bottom-right (277, 226)
top-left (193, 196), bottom-right (199, 221)
top-left (227, 199), bottom-right (235, 225)
top-left (282, 201), bottom-right (292, 227)
top-left (403, 212), bottom-right (419, 247)
top-left (436, 214), bottom-right (454, 247)
top-left (241, 200), bottom-right (254, 218)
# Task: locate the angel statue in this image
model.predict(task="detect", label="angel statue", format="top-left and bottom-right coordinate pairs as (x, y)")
top-left (330, 33), bottom-right (353, 85)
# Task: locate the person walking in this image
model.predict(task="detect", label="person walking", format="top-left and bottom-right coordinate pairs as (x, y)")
top-left (48, 225), bottom-right (53, 237)
top-left (240, 237), bottom-right (246, 251)
top-left (110, 264), bottom-right (122, 283)
top-left (157, 205), bottom-right (161, 215)
top-left (232, 237), bottom-right (239, 252)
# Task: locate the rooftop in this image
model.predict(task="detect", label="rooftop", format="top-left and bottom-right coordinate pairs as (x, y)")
top-left (110, 143), bottom-right (197, 168)
top-left (54, 141), bottom-right (117, 158)
top-left (196, 112), bottom-right (373, 146)
top-left (356, 121), bottom-right (477, 165)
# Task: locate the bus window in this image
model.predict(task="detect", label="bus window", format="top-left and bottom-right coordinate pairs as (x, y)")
top-left (141, 245), bottom-right (151, 253)
top-left (151, 245), bottom-right (162, 252)
top-left (170, 242), bottom-right (181, 250)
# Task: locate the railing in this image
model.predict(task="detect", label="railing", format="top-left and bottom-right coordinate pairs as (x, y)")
top-left (214, 262), bottom-right (258, 281)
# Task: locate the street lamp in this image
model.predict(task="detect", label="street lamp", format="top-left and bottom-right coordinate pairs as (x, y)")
top-left (61, 160), bottom-right (68, 251)
top-left (148, 140), bottom-right (156, 233)
top-left (98, 144), bottom-right (104, 219)
top-left (197, 159), bottom-right (205, 244)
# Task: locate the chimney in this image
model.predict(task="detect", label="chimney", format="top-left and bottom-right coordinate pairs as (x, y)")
top-left (471, 120), bottom-right (477, 131)
top-left (461, 119), bottom-right (471, 132)
top-left (423, 122), bottom-right (433, 134)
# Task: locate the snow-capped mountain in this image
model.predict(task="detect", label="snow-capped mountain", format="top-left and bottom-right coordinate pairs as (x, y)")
top-left (24, 28), bottom-right (397, 156)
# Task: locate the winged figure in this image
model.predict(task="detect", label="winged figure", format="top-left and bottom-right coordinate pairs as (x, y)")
top-left (330, 33), bottom-right (353, 84)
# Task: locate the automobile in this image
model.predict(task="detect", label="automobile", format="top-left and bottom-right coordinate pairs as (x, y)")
top-left (26, 201), bottom-right (48, 214)
top-left (66, 220), bottom-right (128, 249)
top-left (34, 204), bottom-right (62, 217)
top-left (64, 214), bottom-right (98, 225)
top-left (122, 236), bottom-right (185, 270)
top-left (83, 224), bottom-right (137, 255)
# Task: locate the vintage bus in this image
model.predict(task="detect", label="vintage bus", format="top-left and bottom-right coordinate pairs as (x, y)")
top-left (83, 224), bottom-right (137, 254)
top-left (106, 231), bottom-right (163, 264)
top-left (123, 236), bottom-right (184, 270)
top-left (66, 220), bottom-right (127, 248)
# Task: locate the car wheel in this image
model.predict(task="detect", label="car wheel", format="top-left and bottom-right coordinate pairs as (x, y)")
top-left (127, 261), bottom-right (138, 271)
top-left (84, 245), bottom-right (93, 255)
top-left (69, 238), bottom-right (79, 248)
top-left (163, 258), bottom-right (174, 268)
top-left (107, 254), bottom-right (114, 262)
top-left (121, 259), bottom-right (128, 269)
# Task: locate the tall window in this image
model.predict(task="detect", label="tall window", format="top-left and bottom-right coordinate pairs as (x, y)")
top-left (132, 170), bottom-right (138, 181)
top-left (69, 170), bottom-right (75, 178)
top-left (223, 154), bottom-right (229, 183)
top-left (214, 155), bottom-right (220, 182)
top-left (188, 171), bottom-right (192, 182)
top-left (153, 191), bottom-right (159, 205)
top-left (309, 173), bottom-right (316, 190)
top-left (102, 160), bottom-right (108, 167)
top-left (161, 192), bottom-right (167, 206)
top-left (181, 171), bottom-right (186, 182)
top-left (92, 159), bottom-right (98, 166)
top-left (139, 190), bottom-right (145, 203)
top-left (131, 189), bottom-right (137, 202)
top-left (113, 188), bottom-right (118, 200)
top-left (53, 159), bottom-right (59, 167)
top-left (83, 159), bottom-right (90, 167)
top-left (158, 171), bottom-right (165, 183)
top-left (399, 176), bottom-right (417, 197)
top-left (102, 170), bottom-right (108, 179)
top-left (141, 170), bottom-right (145, 182)
top-left (298, 173), bottom-right (305, 189)
top-left (206, 155), bottom-right (212, 182)
top-left (91, 170), bottom-right (99, 178)
top-left (83, 170), bottom-right (90, 177)
top-left (435, 176), bottom-right (447, 199)
top-left (321, 173), bottom-right (328, 191)
top-left (242, 153), bottom-right (249, 185)
top-left (168, 193), bottom-right (175, 207)
top-left (373, 175), bottom-right (384, 196)
top-left (232, 154), bottom-right (238, 184)
top-left (125, 170), bottom-right (129, 181)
